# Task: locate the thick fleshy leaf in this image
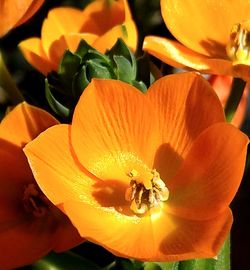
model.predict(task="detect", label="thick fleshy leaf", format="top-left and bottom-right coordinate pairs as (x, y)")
top-left (161, 0), bottom-right (250, 57)
top-left (71, 79), bottom-right (160, 182)
top-left (143, 36), bottom-right (233, 75)
top-left (19, 38), bottom-right (56, 75)
top-left (0, 0), bottom-right (44, 37)
top-left (80, 0), bottom-right (129, 35)
top-left (147, 72), bottom-right (225, 180)
top-left (93, 21), bottom-right (138, 53)
top-left (0, 102), bottom-right (58, 147)
top-left (166, 122), bottom-right (249, 220)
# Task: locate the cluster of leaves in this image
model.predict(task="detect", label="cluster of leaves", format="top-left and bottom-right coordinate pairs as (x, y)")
top-left (45, 38), bottom-right (153, 120)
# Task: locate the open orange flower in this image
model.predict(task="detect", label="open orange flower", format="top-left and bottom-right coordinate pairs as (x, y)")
top-left (0, 0), bottom-right (44, 37)
top-left (143, 0), bottom-right (250, 80)
top-left (24, 73), bottom-right (249, 261)
top-left (0, 103), bottom-right (83, 269)
top-left (19, 0), bottom-right (137, 75)
top-left (209, 75), bottom-right (249, 127)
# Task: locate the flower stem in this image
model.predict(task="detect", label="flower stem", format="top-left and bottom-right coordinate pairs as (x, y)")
top-left (0, 52), bottom-right (24, 105)
top-left (224, 78), bottom-right (246, 123)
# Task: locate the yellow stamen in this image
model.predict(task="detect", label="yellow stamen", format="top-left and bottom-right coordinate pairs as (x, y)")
top-left (125, 169), bottom-right (169, 214)
top-left (226, 21), bottom-right (250, 64)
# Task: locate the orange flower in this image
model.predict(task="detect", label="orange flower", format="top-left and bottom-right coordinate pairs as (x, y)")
top-left (19, 0), bottom-right (137, 75)
top-left (24, 73), bottom-right (249, 261)
top-left (0, 103), bottom-right (83, 269)
top-left (143, 0), bottom-right (250, 80)
top-left (0, 0), bottom-right (44, 37)
top-left (209, 75), bottom-right (249, 127)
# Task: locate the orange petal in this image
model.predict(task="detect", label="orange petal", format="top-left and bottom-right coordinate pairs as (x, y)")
top-left (61, 199), bottom-right (232, 261)
top-left (209, 75), bottom-right (248, 127)
top-left (0, 102), bottom-right (58, 147)
top-left (63, 33), bottom-right (98, 52)
top-left (93, 20), bottom-right (138, 53)
top-left (147, 72), bottom-right (225, 180)
top-left (19, 38), bottom-right (56, 75)
top-left (0, 0), bottom-right (44, 37)
top-left (143, 36), bottom-right (233, 75)
top-left (15, 0), bottom-right (45, 28)
top-left (161, 0), bottom-right (250, 57)
top-left (0, 220), bottom-right (52, 269)
top-left (24, 124), bottom-right (98, 205)
top-left (71, 79), bottom-right (160, 182)
top-left (167, 122), bottom-right (249, 220)
top-left (80, 0), bottom-right (130, 35)
top-left (0, 102), bottom-right (58, 205)
top-left (41, 7), bottom-right (83, 61)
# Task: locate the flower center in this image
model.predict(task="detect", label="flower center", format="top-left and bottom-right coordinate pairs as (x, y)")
top-left (125, 169), bottom-right (169, 214)
top-left (226, 21), bottom-right (250, 64)
top-left (22, 183), bottom-right (50, 218)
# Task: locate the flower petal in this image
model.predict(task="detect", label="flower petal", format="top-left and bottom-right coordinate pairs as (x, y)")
top-left (143, 36), bottom-right (233, 75)
top-left (15, 0), bottom-right (44, 28)
top-left (209, 75), bottom-right (248, 127)
top-left (161, 0), bottom-right (250, 57)
top-left (24, 124), bottom-right (98, 205)
top-left (19, 38), bottom-right (56, 75)
top-left (71, 79), bottom-right (160, 182)
top-left (0, 219), bottom-right (52, 269)
top-left (0, 0), bottom-right (44, 37)
top-left (147, 72), bottom-right (225, 180)
top-left (80, 0), bottom-right (130, 35)
top-left (41, 7), bottom-right (83, 61)
top-left (63, 33), bottom-right (98, 52)
top-left (0, 102), bottom-right (58, 147)
top-left (61, 200), bottom-right (232, 261)
top-left (167, 122), bottom-right (249, 220)
top-left (93, 20), bottom-right (138, 53)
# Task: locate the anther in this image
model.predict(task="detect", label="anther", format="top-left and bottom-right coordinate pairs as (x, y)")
top-left (125, 169), bottom-right (169, 214)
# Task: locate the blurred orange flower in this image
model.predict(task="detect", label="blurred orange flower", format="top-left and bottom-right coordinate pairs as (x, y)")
top-left (143, 0), bottom-right (250, 80)
top-left (25, 73), bottom-right (249, 261)
top-left (19, 0), bottom-right (137, 75)
top-left (209, 75), bottom-right (249, 127)
top-left (0, 103), bottom-right (83, 269)
top-left (0, 0), bottom-right (44, 37)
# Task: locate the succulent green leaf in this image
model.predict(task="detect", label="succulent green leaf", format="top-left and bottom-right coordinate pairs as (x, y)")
top-left (132, 80), bottom-right (147, 93)
top-left (75, 39), bottom-right (93, 59)
top-left (86, 60), bottom-right (114, 79)
top-left (107, 38), bottom-right (137, 76)
top-left (114, 55), bottom-right (135, 82)
top-left (45, 79), bottom-right (71, 118)
top-left (72, 66), bottom-right (89, 98)
top-left (58, 50), bottom-right (81, 93)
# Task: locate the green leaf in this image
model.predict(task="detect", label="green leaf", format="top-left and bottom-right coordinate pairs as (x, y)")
top-left (132, 80), bottom-right (147, 93)
top-left (72, 65), bottom-right (89, 98)
top-left (114, 55), bottom-right (134, 82)
top-left (31, 252), bottom-right (100, 270)
top-left (75, 39), bottom-right (93, 58)
top-left (107, 38), bottom-right (137, 77)
top-left (45, 78), bottom-right (71, 118)
top-left (86, 60), bottom-right (114, 79)
top-left (58, 50), bottom-right (81, 93)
